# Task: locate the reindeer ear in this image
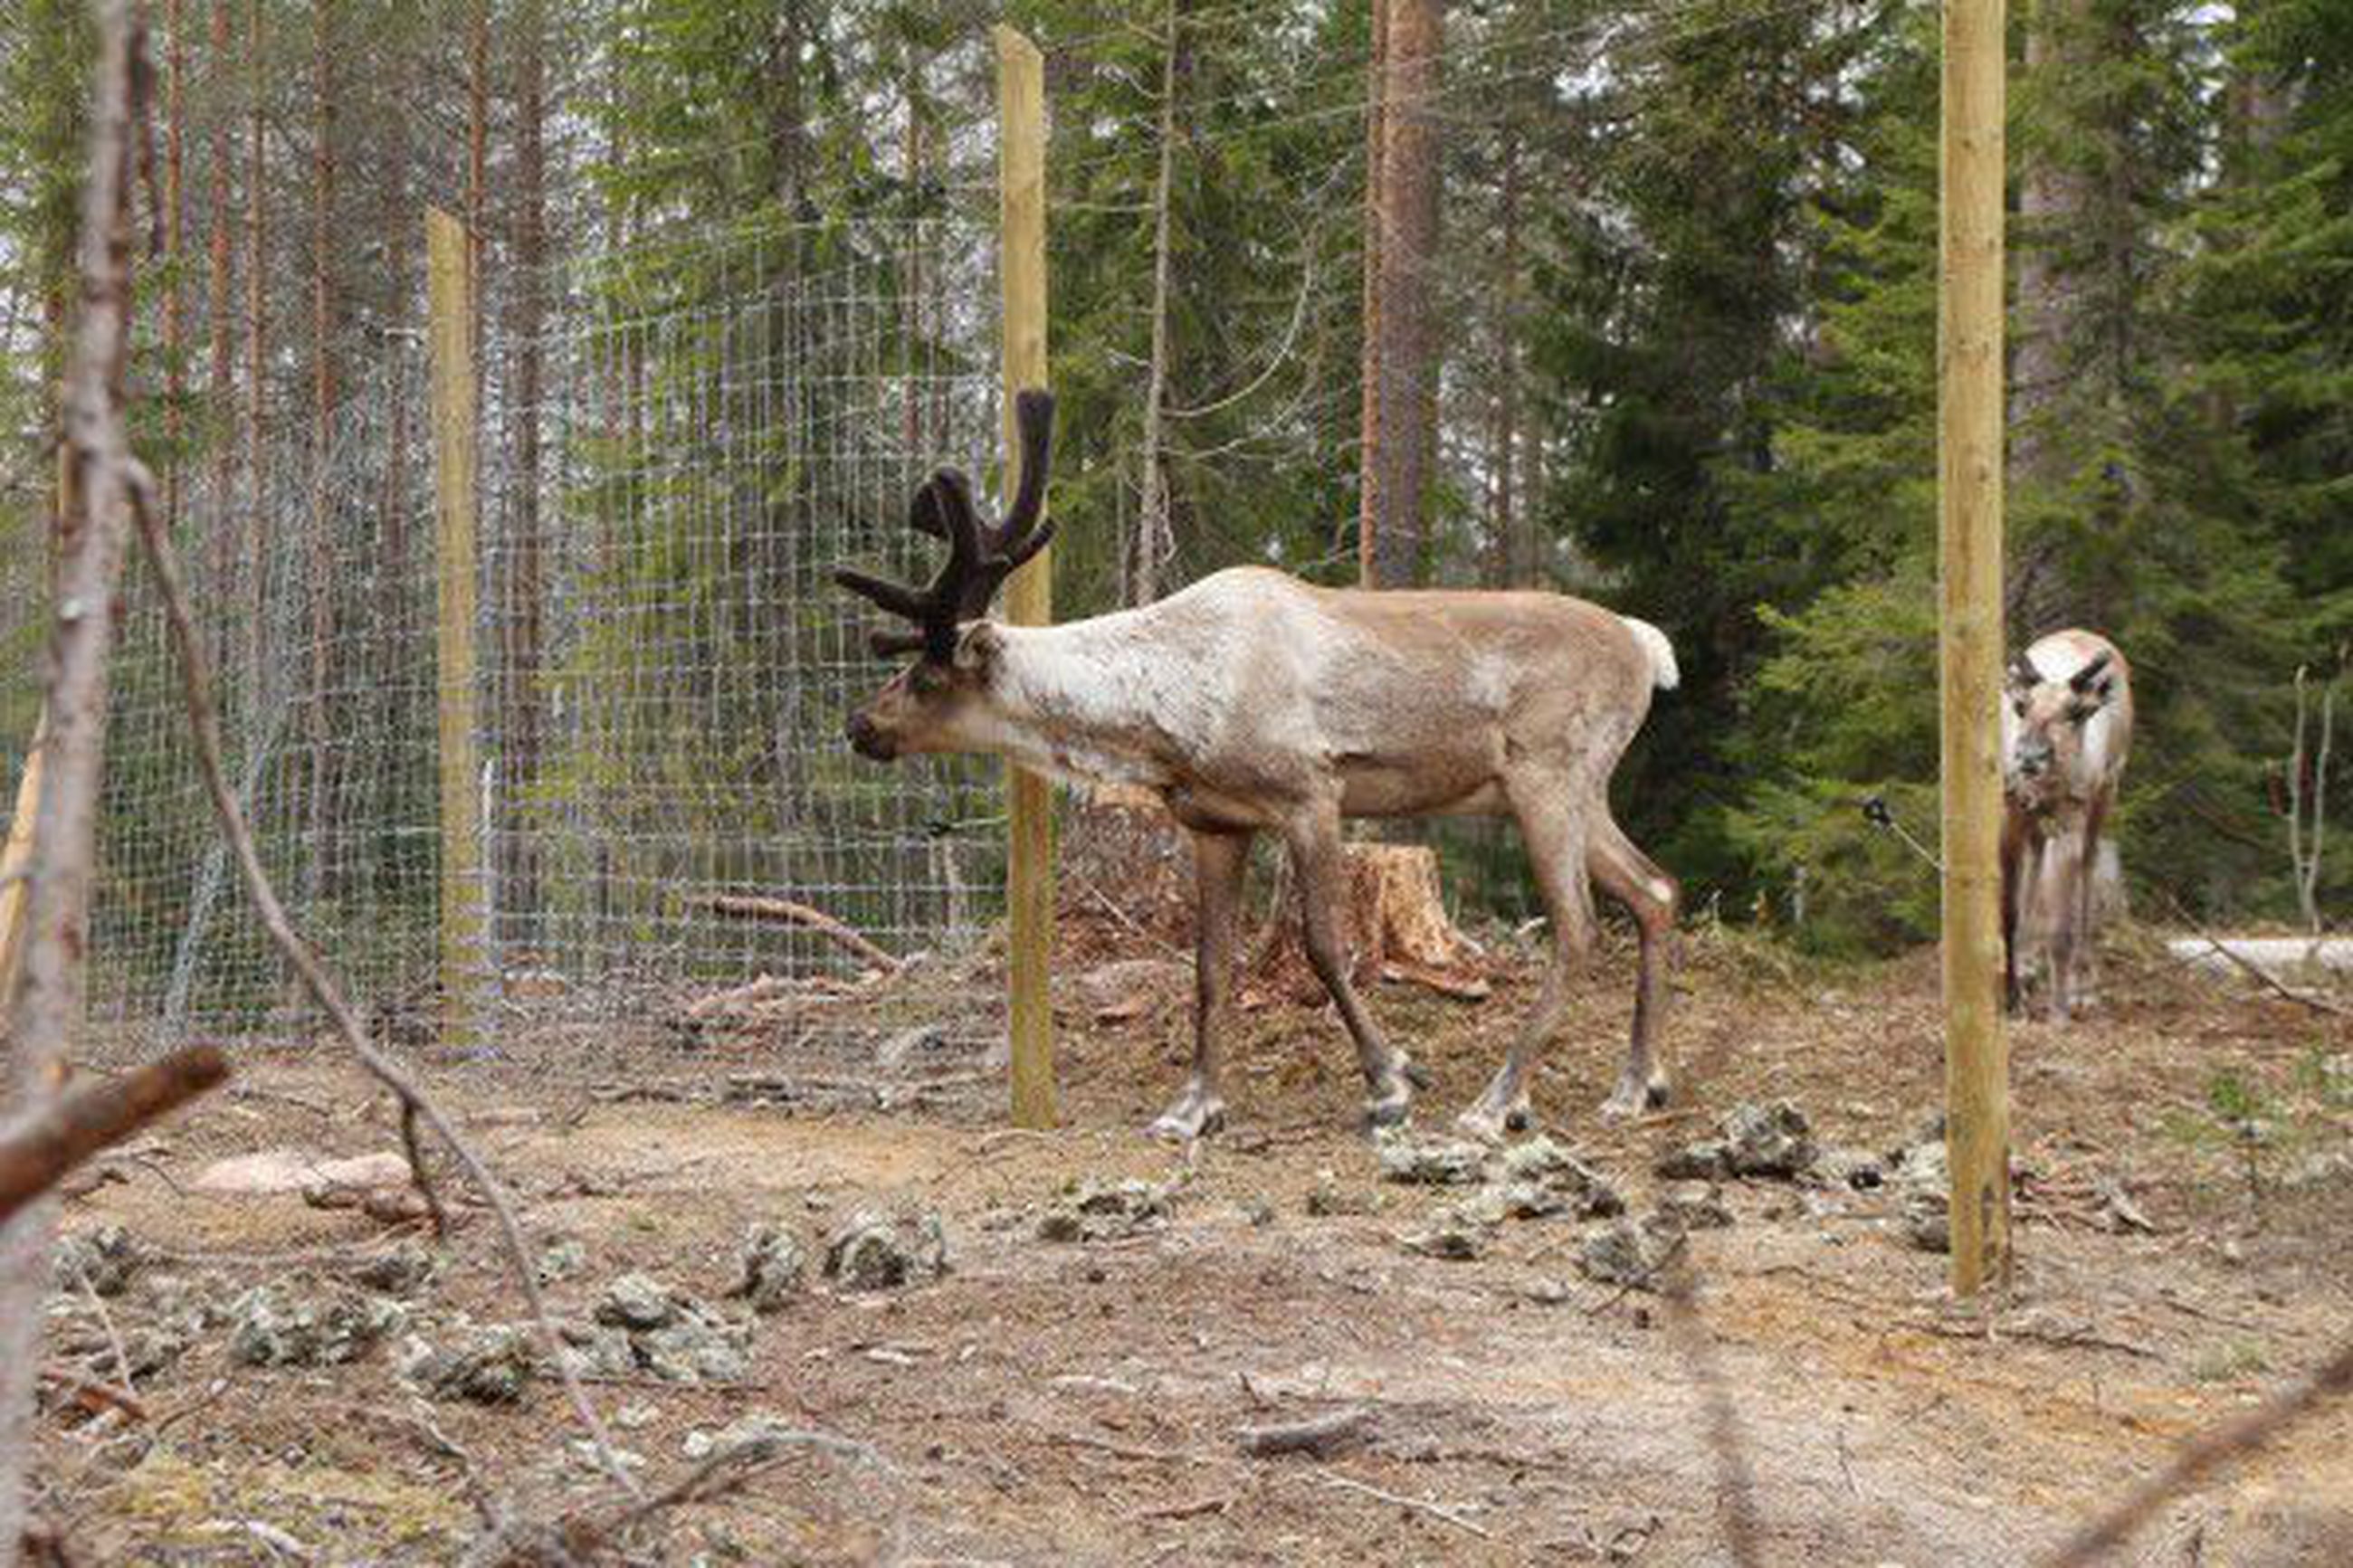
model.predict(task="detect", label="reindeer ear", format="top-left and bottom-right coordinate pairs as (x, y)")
top-left (955, 621), bottom-right (1004, 673)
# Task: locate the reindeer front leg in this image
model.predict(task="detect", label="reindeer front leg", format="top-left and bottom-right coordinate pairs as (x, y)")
top-left (1282, 802), bottom-right (1424, 1128)
top-left (1149, 829), bottom-right (1250, 1141)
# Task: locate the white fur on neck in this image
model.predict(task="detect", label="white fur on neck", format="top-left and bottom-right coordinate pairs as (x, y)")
top-left (964, 604), bottom-right (1245, 791)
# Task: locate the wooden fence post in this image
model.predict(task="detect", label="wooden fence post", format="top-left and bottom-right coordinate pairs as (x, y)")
top-left (996, 24), bottom-right (1059, 1129)
top-left (425, 209), bottom-right (484, 1058)
top-left (0, 713), bottom-right (44, 1014)
top-left (1939, 0), bottom-right (2011, 1296)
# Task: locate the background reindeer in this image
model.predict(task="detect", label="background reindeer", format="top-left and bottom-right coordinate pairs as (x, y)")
top-left (838, 393), bottom-right (1681, 1141)
top-left (2003, 630), bottom-right (2134, 1020)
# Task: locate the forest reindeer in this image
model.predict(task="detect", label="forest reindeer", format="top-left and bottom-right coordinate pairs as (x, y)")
top-left (837, 392), bottom-right (1681, 1141)
top-left (2002, 630), bottom-right (2134, 1021)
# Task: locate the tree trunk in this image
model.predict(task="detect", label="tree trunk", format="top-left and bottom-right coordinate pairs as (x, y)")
top-left (1133, 0), bottom-right (1184, 607)
top-left (1487, 123), bottom-right (1523, 588)
top-left (1356, 0), bottom-right (1387, 586)
top-left (503, 0), bottom-right (548, 947)
top-left (243, 0), bottom-right (267, 710)
top-left (1364, 0), bottom-right (1442, 589)
top-left (163, 0), bottom-right (186, 533)
top-left (206, 0), bottom-right (233, 679)
top-left (307, 0), bottom-right (338, 903)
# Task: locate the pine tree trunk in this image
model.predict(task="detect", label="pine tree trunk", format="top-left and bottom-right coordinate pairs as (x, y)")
top-left (2008, 0), bottom-right (2101, 633)
top-left (307, 0), bottom-right (338, 902)
top-left (1366, 0), bottom-right (1441, 589)
top-left (1487, 123), bottom-right (1522, 588)
top-left (206, 0), bottom-right (233, 677)
top-left (243, 0), bottom-right (267, 710)
top-left (1356, 0), bottom-right (1387, 586)
top-left (1134, 0), bottom-right (1184, 607)
top-left (504, 0), bottom-right (548, 947)
top-left (163, 0), bottom-right (186, 533)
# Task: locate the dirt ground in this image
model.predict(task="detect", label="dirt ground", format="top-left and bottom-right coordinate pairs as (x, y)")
top-left (30, 921), bottom-right (2353, 1566)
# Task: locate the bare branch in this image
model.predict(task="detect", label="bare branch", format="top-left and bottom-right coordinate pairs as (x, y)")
top-left (0, 6), bottom-right (151, 1556)
top-left (0, 1049), bottom-right (227, 1223)
top-left (2043, 1337), bottom-right (2353, 1567)
top-left (122, 447), bottom-right (640, 1498)
top-left (685, 894), bottom-right (902, 973)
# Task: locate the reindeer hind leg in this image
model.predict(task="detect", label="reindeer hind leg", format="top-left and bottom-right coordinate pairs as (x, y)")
top-left (1459, 781), bottom-right (1595, 1143)
top-left (1589, 811), bottom-right (1676, 1117)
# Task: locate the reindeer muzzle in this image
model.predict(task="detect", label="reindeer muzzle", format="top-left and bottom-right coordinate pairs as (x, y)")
top-left (845, 710), bottom-right (897, 762)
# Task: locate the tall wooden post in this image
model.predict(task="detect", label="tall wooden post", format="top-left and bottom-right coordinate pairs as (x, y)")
top-left (1939, 0), bottom-right (2011, 1296)
top-left (0, 715), bottom-right (44, 1012)
top-left (425, 210), bottom-right (484, 1058)
top-left (995, 25), bottom-right (1059, 1129)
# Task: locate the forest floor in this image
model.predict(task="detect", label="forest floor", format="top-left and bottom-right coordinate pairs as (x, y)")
top-left (31, 921), bottom-right (2353, 1566)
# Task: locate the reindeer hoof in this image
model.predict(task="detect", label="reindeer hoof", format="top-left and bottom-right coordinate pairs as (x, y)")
top-left (1363, 1085), bottom-right (1415, 1131)
top-left (1148, 1092), bottom-right (1226, 1144)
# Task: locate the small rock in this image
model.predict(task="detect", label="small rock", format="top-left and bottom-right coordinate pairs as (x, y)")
top-left (1460, 1181), bottom-right (1567, 1224)
top-left (1719, 1101), bottom-right (1817, 1177)
top-left (55, 1225), bottom-right (139, 1297)
top-left (1655, 1140), bottom-right (1731, 1181)
top-left (1400, 1211), bottom-right (1489, 1260)
top-left (682, 1411), bottom-right (809, 1463)
top-left (1306, 1171), bottom-right (1375, 1217)
top-left (736, 1225), bottom-right (809, 1314)
top-left (227, 1286), bottom-right (404, 1367)
top-left (404, 1325), bottom-right (535, 1404)
top-left (1816, 1147), bottom-right (1888, 1192)
top-left (1576, 1220), bottom-right (1677, 1289)
top-left (538, 1237), bottom-right (589, 1283)
top-left (1651, 1184), bottom-right (1735, 1232)
top-left (348, 1241), bottom-right (436, 1296)
top-left (1374, 1131), bottom-right (1489, 1186)
top-left (556, 1322), bottom-right (638, 1380)
top-left (595, 1272), bottom-right (680, 1331)
top-left (1037, 1179), bottom-right (1173, 1243)
top-left (639, 1318), bottom-right (751, 1385)
top-left (1524, 1278), bottom-right (1575, 1306)
top-left (1891, 1140), bottom-right (1950, 1252)
top-left (824, 1211), bottom-right (948, 1291)
top-left (1660, 1101), bottom-right (1817, 1182)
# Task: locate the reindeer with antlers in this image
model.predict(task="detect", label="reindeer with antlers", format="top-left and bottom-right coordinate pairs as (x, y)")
top-left (837, 391), bottom-right (1682, 1141)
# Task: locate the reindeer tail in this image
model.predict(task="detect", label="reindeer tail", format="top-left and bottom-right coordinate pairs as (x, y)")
top-left (1621, 616), bottom-right (1680, 692)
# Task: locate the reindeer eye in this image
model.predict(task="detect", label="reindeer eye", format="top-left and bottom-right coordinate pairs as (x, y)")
top-left (910, 664), bottom-right (948, 696)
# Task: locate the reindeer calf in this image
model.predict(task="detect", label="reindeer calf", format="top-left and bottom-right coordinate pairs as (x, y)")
top-left (839, 393), bottom-right (1681, 1140)
top-left (2002, 629), bottom-right (2133, 1021)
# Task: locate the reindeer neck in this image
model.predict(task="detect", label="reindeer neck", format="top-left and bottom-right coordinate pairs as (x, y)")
top-left (979, 612), bottom-right (1185, 787)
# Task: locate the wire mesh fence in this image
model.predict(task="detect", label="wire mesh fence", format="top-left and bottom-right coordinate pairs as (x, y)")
top-left (1, 204), bottom-right (1018, 1088)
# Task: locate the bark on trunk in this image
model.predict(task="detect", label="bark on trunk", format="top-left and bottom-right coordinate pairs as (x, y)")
top-left (307, 0), bottom-right (338, 902)
top-left (242, 0), bottom-right (267, 709)
top-left (1133, 0), bottom-right (1184, 607)
top-left (205, 0), bottom-right (233, 675)
top-left (1364, 0), bottom-right (1442, 590)
top-left (503, 0), bottom-right (548, 946)
top-left (1355, 0), bottom-right (1388, 586)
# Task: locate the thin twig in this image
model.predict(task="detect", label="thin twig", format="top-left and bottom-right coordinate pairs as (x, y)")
top-left (2044, 1336), bottom-right (2353, 1566)
top-left (124, 453), bottom-right (639, 1498)
top-left (397, 1101), bottom-right (448, 1237)
top-left (1315, 1470), bottom-right (1491, 1540)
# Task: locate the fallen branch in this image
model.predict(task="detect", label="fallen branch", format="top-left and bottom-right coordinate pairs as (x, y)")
top-left (1315, 1471), bottom-right (1491, 1540)
top-left (0, 1048), bottom-right (227, 1223)
top-left (2159, 890), bottom-right (2347, 1018)
top-left (1235, 1405), bottom-right (1372, 1459)
top-left (687, 894), bottom-right (901, 973)
top-left (2044, 1336), bottom-right (2353, 1567)
top-left (124, 417), bottom-right (637, 1497)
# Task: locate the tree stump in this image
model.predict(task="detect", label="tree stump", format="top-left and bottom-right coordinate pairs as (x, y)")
top-left (1247, 841), bottom-right (1489, 1004)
